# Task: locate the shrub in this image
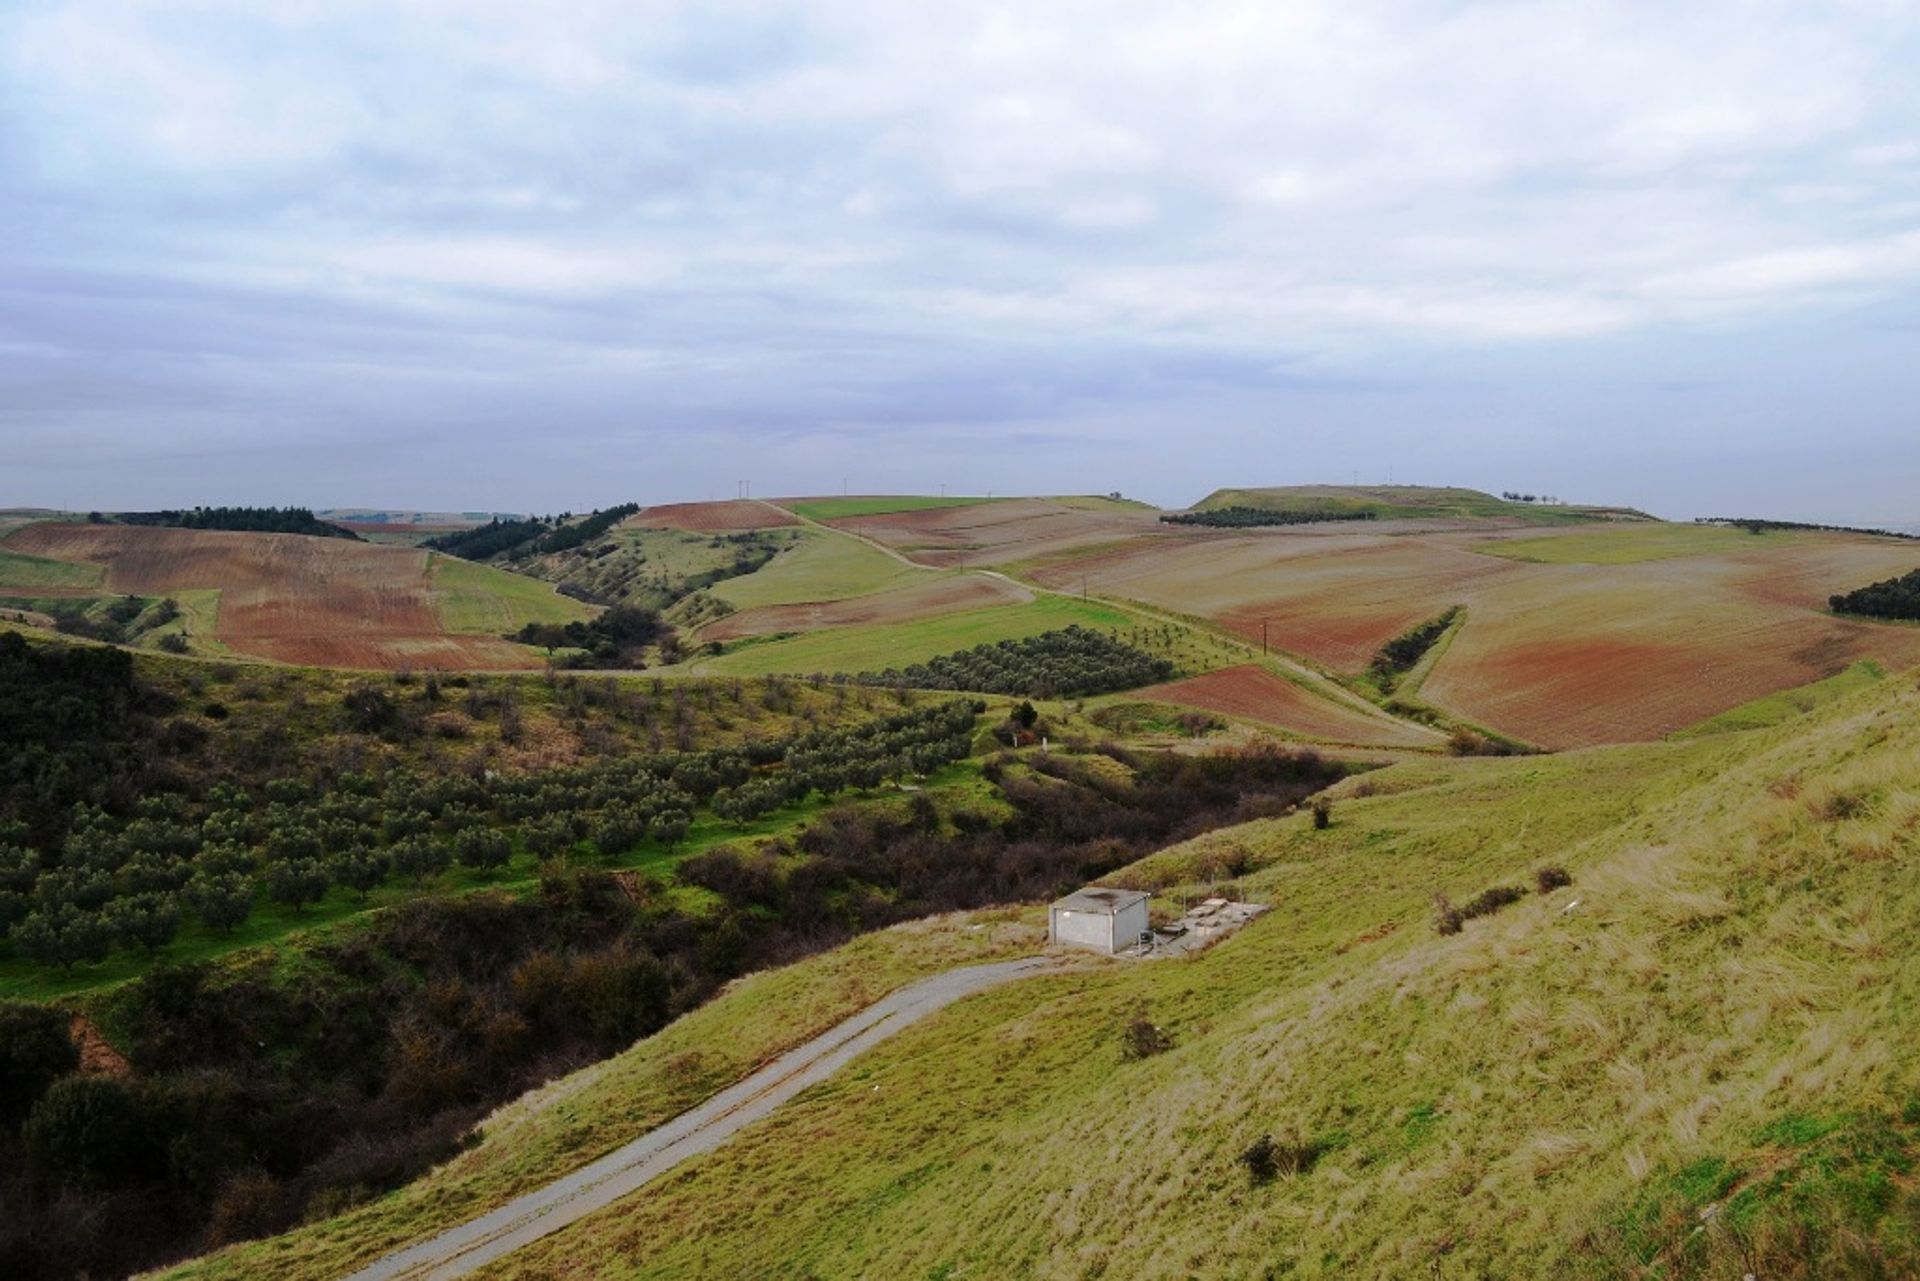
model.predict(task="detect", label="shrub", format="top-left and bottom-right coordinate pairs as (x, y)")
top-left (1432, 892), bottom-right (1463, 937)
top-left (1462, 884), bottom-right (1526, 918)
top-left (1121, 1012), bottom-right (1174, 1060)
top-left (1239, 1131), bottom-right (1325, 1184)
top-left (1311, 798), bottom-right (1332, 830)
top-left (0, 1000), bottom-right (79, 1125)
top-left (24, 1076), bottom-right (152, 1189)
top-left (1536, 865), bottom-right (1572, 893)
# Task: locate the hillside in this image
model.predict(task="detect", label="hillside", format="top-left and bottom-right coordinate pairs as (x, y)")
top-left (163, 660), bottom-right (1920, 1280)
top-left (0, 522), bottom-right (587, 668)
top-left (1188, 484), bottom-right (1650, 525)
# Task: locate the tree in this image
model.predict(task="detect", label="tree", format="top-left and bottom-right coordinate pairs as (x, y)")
top-left (104, 891), bottom-right (182, 953)
top-left (23, 1075), bottom-right (152, 1189)
top-left (328, 848), bottom-right (390, 898)
top-left (0, 999), bottom-right (78, 1125)
top-left (390, 835), bottom-right (451, 884)
top-left (453, 827), bottom-right (511, 872)
top-left (13, 903), bottom-right (114, 970)
top-left (264, 857), bottom-right (330, 913)
top-left (648, 809), bottom-right (690, 850)
top-left (187, 872), bottom-right (255, 933)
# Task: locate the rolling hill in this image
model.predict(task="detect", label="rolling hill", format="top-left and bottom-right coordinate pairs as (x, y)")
top-left (162, 651), bottom-right (1920, 1281)
top-left (0, 521), bottom-right (588, 668)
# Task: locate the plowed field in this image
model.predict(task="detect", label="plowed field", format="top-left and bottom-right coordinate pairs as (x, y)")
top-left (4, 524), bottom-right (561, 669)
top-left (1136, 665), bottom-right (1441, 748)
top-left (1032, 523), bottom-right (1920, 748)
top-left (825, 498), bottom-right (1169, 568)
top-left (634, 501), bottom-right (799, 531)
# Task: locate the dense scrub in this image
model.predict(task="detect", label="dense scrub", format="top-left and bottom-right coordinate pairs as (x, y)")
top-left (526, 504), bottom-right (640, 556)
top-left (1368, 607), bottom-right (1460, 690)
top-left (510, 604), bottom-right (670, 669)
top-left (1160, 506), bottom-right (1378, 528)
top-left (112, 507), bottom-right (360, 540)
top-left (851, 625), bottom-right (1173, 698)
top-left (1829, 568), bottom-right (1920, 621)
top-left (424, 516), bottom-right (551, 560)
top-left (0, 721), bottom-right (1340, 1278)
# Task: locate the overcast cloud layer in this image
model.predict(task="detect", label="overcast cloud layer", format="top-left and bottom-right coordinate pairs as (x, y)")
top-left (3, 1), bottom-right (1919, 519)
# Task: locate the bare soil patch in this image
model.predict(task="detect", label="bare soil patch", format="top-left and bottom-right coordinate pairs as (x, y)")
top-left (829, 498), bottom-right (1168, 568)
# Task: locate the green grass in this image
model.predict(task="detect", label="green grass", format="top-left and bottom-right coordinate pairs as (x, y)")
top-left (1194, 484), bottom-right (1634, 526)
top-left (427, 552), bottom-right (595, 634)
top-left (1475, 523), bottom-right (1791, 565)
top-left (1672, 660), bottom-right (1885, 738)
top-left (709, 527), bottom-right (923, 610)
top-left (688, 596), bottom-right (1144, 677)
top-left (0, 546), bottom-right (104, 590)
top-left (784, 496), bottom-right (1004, 521)
top-left (170, 660), bottom-right (1920, 1279)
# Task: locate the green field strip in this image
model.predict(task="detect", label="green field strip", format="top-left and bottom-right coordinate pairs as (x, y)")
top-left (428, 552), bottom-right (596, 634)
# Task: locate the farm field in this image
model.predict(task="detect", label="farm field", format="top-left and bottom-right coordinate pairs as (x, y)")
top-left (782, 494), bottom-right (1004, 521)
top-left (1475, 522), bottom-right (1794, 564)
top-left (706, 526), bottom-right (923, 611)
top-left (702, 573), bottom-right (1032, 643)
top-left (690, 595), bottom-right (1150, 677)
top-left (0, 544), bottom-right (106, 590)
top-left (0, 523), bottom-right (582, 668)
top-left (1028, 521), bottom-right (1920, 748)
top-left (1132, 663), bottom-right (1442, 748)
top-left (814, 495), bottom-right (1171, 568)
top-left (1191, 482), bottom-right (1647, 525)
top-left (632, 500), bottom-right (800, 532)
top-left (175, 665), bottom-right (1920, 1281)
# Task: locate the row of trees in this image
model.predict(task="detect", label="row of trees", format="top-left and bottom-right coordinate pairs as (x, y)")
top-left (1499, 492), bottom-right (1566, 505)
top-left (1368, 607), bottom-right (1460, 690)
top-left (424, 515), bottom-right (552, 559)
top-left (110, 507), bottom-right (360, 540)
top-left (0, 691), bottom-right (984, 973)
top-left (1697, 517), bottom-right (1919, 541)
top-left (525, 503), bottom-right (640, 556)
top-left (1159, 506), bottom-right (1377, 528)
top-left (1830, 568), bottom-right (1920, 620)
top-left (852, 626), bottom-right (1173, 698)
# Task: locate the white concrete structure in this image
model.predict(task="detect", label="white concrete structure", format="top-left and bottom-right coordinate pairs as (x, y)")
top-left (1048, 887), bottom-right (1152, 955)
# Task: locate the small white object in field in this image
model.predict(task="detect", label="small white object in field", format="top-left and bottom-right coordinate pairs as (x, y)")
top-left (1561, 899), bottom-right (1581, 915)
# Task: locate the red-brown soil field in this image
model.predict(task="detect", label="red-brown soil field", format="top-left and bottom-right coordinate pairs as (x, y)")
top-left (700, 575), bottom-right (1030, 642)
top-left (1136, 664), bottom-right (1442, 748)
top-left (1031, 524), bottom-right (1920, 749)
top-left (824, 498), bottom-right (1170, 568)
top-left (5, 523), bottom-right (544, 669)
top-left (633, 501), bottom-right (799, 532)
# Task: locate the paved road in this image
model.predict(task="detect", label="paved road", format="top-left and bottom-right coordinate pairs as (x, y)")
top-left (343, 956), bottom-right (1060, 1281)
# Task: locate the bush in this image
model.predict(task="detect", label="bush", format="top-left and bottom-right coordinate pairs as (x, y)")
top-left (1462, 884), bottom-right (1526, 918)
top-left (0, 1000), bottom-right (78, 1125)
top-left (1432, 892), bottom-right (1463, 937)
top-left (1120, 1011), bottom-right (1174, 1060)
top-left (24, 1076), bottom-right (152, 1189)
top-left (1238, 1130), bottom-right (1325, 1184)
top-left (1536, 865), bottom-right (1572, 894)
top-left (1311, 798), bottom-right (1332, 830)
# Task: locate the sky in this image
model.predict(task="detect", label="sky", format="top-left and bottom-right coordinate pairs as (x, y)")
top-left (3, 1), bottom-right (1920, 522)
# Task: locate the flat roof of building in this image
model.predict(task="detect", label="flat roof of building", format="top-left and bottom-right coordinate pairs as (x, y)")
top-left (1051, 886), bottom-right (1151, 914)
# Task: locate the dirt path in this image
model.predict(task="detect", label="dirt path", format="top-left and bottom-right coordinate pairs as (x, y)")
top-left (342, 956), bottom-right (1063, 1281)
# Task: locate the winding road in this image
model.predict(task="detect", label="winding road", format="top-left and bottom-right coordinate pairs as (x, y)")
top-left (343, 955), bottom-right (1061, 1281)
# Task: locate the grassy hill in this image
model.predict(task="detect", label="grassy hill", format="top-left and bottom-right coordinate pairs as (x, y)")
top-left (169, 661), bottom-right (1920, 1280)
top-left (1190, 484), bottom-right (1649, 525)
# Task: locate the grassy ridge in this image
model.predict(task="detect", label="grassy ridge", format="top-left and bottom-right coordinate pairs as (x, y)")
top-left (174, 665), bottom-right (1920, 1279)
top-left (1195, 484), bottom-right (1626, 526)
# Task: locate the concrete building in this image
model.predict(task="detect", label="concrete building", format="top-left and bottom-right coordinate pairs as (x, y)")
top-left (1049, 887), bottom-right (1152, 955)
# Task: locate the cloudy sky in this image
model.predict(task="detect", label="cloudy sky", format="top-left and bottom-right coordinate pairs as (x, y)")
top-left (4, 1), bottom-right (1920, 520)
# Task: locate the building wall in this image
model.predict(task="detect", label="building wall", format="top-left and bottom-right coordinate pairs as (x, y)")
top-left (1113, 898), bottom-right (1151, 951)
top-left (1051, 908), bottom-right (1114, 952)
